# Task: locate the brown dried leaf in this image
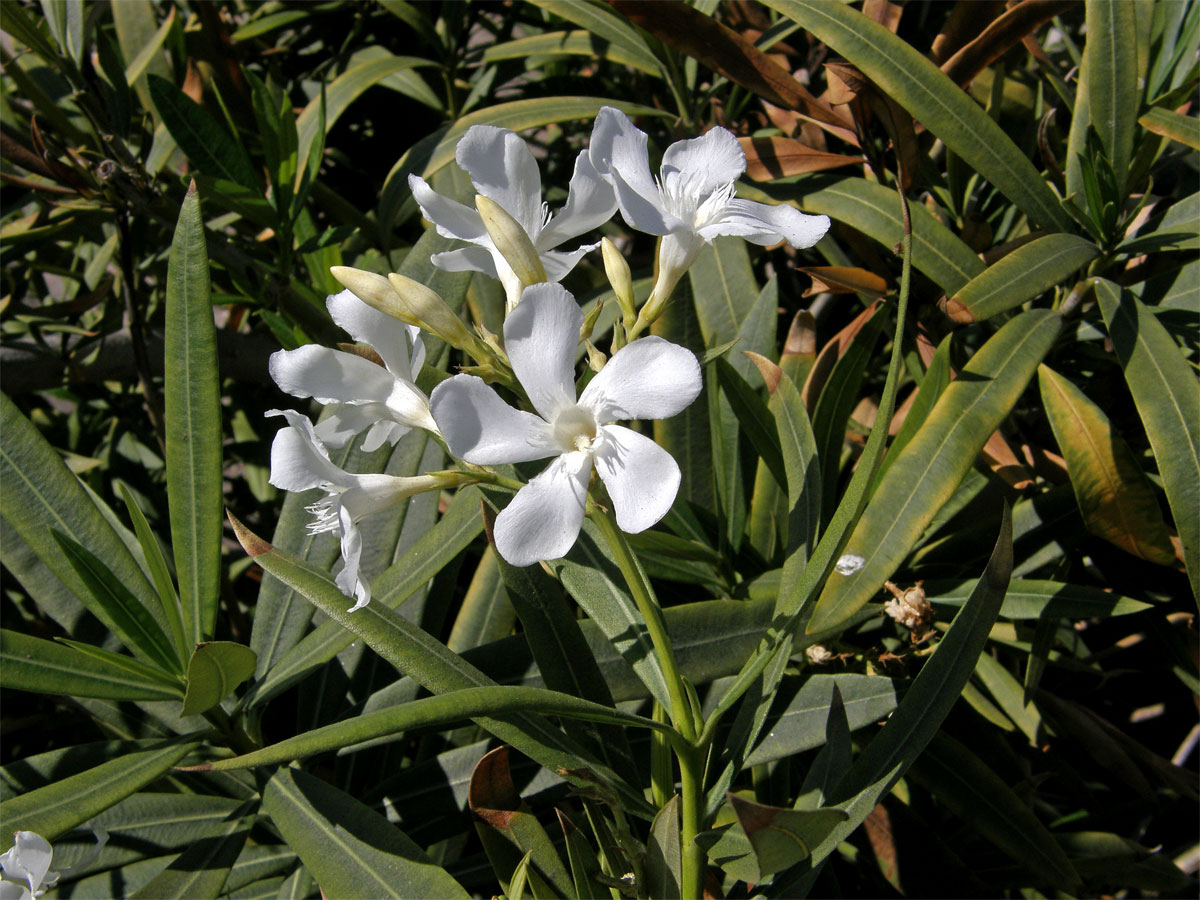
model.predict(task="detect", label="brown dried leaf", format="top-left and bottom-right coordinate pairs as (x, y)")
top-left (609, 0), bottom-right (850, 132)
top-left (930, 1), bottom-right (1007, 64)
top-left (799, 265), bottom-right (890, 298)
top-left (467, 746), bottom-right (522, 830)
top-left (740, 136), bottom-right (862, 181)
top-left (941, 0), bottom-right (1078, 88)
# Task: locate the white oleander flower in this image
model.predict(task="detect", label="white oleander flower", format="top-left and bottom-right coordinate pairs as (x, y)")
top-left (268, 409), bottom-right (468, 610)
top-left (269, 289), bottom-right (437, 451)
top-left (430, 283), bottom-right (701, 566)
top-left (409, 124), bottom-right (617, 311)
top-left (0, 830), bottom-right (107, 900)
top-left (588, 106), bottom-right (831, 321)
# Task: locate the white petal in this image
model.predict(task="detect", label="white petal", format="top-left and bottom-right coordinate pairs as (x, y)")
top-left (455, 125), bottom-right (543, 233)
top-left (538, 150), bottom-right (617, 248)
top-left (649, 231), bottom-right (706, 305)
top-left (269, 345), bottom-right (396, 406)
top-left (0, 832), bottom-right (52, 898)
top-left (699, 199), bottom-right (830, 249)
top-left (594, 425), bottom-right (680, 533)
top-left (335, 505), bottom-right (371, 611)
top-left (409, 174), bottom-right (487, 243)
top-left (431, 245), bottom-right (500, 279)
top-left (360, 419), bottom-right (407, 452)
top-left (589, 107), bottom-right (676, 235)
top-left (504, 284), bottom-right (582, 421)
top-left (430, 374), bottom-right (558, 464)
top-left (312, 403), bottom-right (392, 448)
top-left (385, 379), bottom-right (436, 433)
top-left (326, 289), bottom-right (422, 380)
top-left (267, 411), bottom-right (346, 491)
top-left (541, 244), bottom-right (598, 284)
top-left (579, 337), bottom-right (701, 422)
top-left (494, 452), bottom-right (591, 566)
top-left (0, 882), bottom-right (28, 900)
top-left (660, 126), bottom-right (746, 201)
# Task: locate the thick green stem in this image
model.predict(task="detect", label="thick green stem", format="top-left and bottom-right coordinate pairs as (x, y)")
top-left (589, 505), bottom-right (695, 742)
top-left (590, 504), bottom-right (708, 896)
top-left (678, 740), bottom-right (708, 900)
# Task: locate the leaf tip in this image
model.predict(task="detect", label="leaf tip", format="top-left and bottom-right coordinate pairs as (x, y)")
top-left (939, 296), bottom-right (975, 324)
top-left (186, 178), bottom-right (198, 196)
top-left (228, 510), bottom-right (271, 557)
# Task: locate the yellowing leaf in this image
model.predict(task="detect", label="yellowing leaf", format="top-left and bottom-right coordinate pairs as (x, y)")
top-left (1038, 365), bottom-right (1177, 565)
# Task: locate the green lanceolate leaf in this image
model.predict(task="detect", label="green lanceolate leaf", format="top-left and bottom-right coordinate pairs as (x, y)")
top-left (808, 309), bottom-right (1061, 633)
top-left (263, 768), bottom-right (470, 900)
top-left (910, 732), bottom-right (1079, 888)
top-left (943, 234), bottom-right (1099, 323)
top-left (734, 796), bottom-right (848, 879)
top-left (1081, 0), bottom-right (1139, 186)
top-left (165, 185), bottom-right (223, 646)
top-left (775, 507), bottom-right (1015, 887)
top-left (1039, 365), bottom-right (1177, 565)
top-left (0, 394), bottom-right (161, 631)
top-left (147, 76), bottom-right (258, 191)
top-left (246, 486), bottom-right (484, 706)
top-left (294, 54), bottom-right (435, 185)
top-left (181, 642), bottom-right (258, 717)
top-left (760, 176), bottom-right (984, 294)
top-left (489, 525), bottom-right (639, 787)
top-left (873, 334), bottom-right (953, 489)
top-left (743, 673), bottom-right (898, 767)
top-left (117, 483), bottom-right (188, 666)
top-left (50, 529), bottom-right (179, 672)
top-left (1096, 280), bottom-right (1200, 601)
top-left (810, 303), bottom-right (886, 524)
top-left (762, 1), bottom-right (1073, 232)
top-left (774, 371), bottom-right (821, 561)
top-left (552, 519), bottom-right (672, 710)
top-left (190, 687), bottom-right (669, 773)
top-left (128, 800), bottom-right (256, 900)
top-left (715, 359), bottom-right (787, 498)
top-left (1139, 107), bottom-right (1200, 151)
top-left (528, 0), bottom-right (664, 76)
top-left (0, 630), bottom-right (182, 702)
top-left (229, 514), bottom-right (652, 815)
top-left (483, 30), bottom-right (662, 75)
top-left (926, 577), bottom-right (1150, 619)
top-left (0, 741), bottom-right (198, 848)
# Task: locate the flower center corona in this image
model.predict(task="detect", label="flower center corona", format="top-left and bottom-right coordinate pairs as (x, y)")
top-left (553, 404), bottom-right (599, 453)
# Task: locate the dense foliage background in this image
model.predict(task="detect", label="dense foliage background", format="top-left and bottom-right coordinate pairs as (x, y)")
top-left (1, 1), bottom-right (1197, 897)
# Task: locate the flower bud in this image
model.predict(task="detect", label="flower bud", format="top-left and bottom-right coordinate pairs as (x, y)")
top-left (601, 237), bottom-right (636, 328)
top-left (475, 194), bottom-right (547, 306)
top-left (584, 339), bottom-right (607, 373)
top-left (580, 298), bottom-right (604, 343)
top-left (330, 266), bottom-right (419, 326)
top-left (387, 272), bottom-right (489, 359)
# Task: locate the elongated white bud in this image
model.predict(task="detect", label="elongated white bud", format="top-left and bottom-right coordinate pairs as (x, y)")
top-left (330, 266), bottom-right (420, 326)
top-left (601, 237), bottom-right (636, 328)
top-left (475, 194), bottom-right (547, 305)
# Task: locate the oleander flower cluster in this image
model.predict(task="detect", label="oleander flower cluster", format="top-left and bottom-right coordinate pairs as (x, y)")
top-left (266, 107), bottom-right (829, 607)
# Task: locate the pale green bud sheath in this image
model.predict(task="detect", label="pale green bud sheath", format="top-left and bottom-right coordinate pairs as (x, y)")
top-left (330, 265), bottom-right (420, 327)
top-left (386, 272), bottom-right (493, 362)
top-left (601, 236), bottom-right (636, 330)
top-left (474, 194), bottom-right (547, 313)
